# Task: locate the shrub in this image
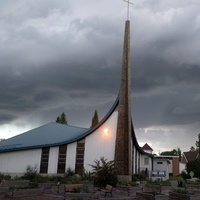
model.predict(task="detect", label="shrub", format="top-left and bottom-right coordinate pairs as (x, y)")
top-left (89, 157), bottom-right (118, 187)
top-left (71, 186), bottom-right (91, 193)
top-left (22, 165), bottom-right (40, 182)
top-left (82, 169), bottom-right (93, 181)
top-left (65, 167), bottom-right (75, 178)
top-left (65, 174), bottom-right (82, 184)
top-left (181, 171), bottom-right (190, 180)
top-left (132, 173), bottom-right (147, 182)
top-left (0, 173), bottom-right (11, 181)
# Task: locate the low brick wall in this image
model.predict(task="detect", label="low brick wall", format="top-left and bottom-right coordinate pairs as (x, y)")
top-left (169, 192), bottom-right (190, 200)
top-left (186, 184), bottom-right (200, 194)
top-left (7, 188), bottom-right (43, 197)
top-left (142, 185), bottom-right (161, 193)
top-left (2, 194), bottom-right (65, 200)
top-left (136, 192), bottom-right (154, 200)
top-left (136, 192), bottom-right (169, 200)
top-left (2, 180), bottom-right (30, 187)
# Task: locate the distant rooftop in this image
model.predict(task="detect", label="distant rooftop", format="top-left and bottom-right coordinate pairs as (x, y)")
top-left (183, 150), bottom-right (198, 162)
top-left (142, 143), bottom-right (153, 151)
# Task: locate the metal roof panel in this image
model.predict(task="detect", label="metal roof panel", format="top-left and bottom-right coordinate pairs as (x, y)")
top-left (0, 122), bottom-right (89, 152)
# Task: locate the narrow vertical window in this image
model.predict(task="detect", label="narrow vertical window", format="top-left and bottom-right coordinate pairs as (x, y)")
top-left (57, 145), bottom-right (67, 174)
top-left (135, 151), bottom-right (138, 173)
top-left (75, 139), bottom-right (85, 174)
top-left (132, 147), bottom-right (134, 173)
top-left (138, 155), bottom-right (140, 173)
top-left (40, 147), bottom-right (50, 174)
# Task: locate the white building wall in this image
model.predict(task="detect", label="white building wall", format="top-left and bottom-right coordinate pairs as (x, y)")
top-left (168, 160), bottom-right (173, 174)
top-left (48, 147), bottom-right (59, 174)
top-left (153, 160), bottom-right (169, 180)
top-left (153, 160), bottom-right (168, 172)
top-left (66, 142), bottom-right (76, 170)
top-left (140, 154), bottom-right (152, 174)
top-left (179, 162), bottom-right (186, 173)
top-left (0, 149), bottom-right (41, 174)
top-left (84, 111), bottom-right (118, 172)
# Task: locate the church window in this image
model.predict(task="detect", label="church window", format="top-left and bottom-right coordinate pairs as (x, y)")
top-left (75, 139), bottom-right (85, 174)
top-left (57, 145), bottom-right (67, 174)
top-left (40, 147), bottom-right (50, 173)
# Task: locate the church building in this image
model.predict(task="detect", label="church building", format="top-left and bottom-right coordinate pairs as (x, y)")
top-left (0, 18), bottom-right (153, 179)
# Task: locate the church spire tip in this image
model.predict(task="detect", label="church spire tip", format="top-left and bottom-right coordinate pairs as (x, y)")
top-left (123, 0), bottom-right (133, 20)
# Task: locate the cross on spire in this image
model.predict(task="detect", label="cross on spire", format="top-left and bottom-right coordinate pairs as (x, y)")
top-left (123, 0), bottom-right (133, 20)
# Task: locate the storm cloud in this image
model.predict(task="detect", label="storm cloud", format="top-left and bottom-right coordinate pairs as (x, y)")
top-left (0, 0), bottom-right (200, 153)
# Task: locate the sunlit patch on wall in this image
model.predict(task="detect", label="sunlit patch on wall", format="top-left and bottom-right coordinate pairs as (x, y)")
top-left (103, 128), bottom-right (109, 136)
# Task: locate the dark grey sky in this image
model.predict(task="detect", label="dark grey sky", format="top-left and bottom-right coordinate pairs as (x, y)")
top-left (0, 0), bottom-right (200, 154)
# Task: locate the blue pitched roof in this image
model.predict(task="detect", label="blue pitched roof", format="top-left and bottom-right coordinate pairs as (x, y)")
top-left (0, 123), bottom-right (89, 152)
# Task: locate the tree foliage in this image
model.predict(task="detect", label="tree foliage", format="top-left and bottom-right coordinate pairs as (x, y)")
top-left (195, 133), bottom-right (200, 159)
top-left (186, 158), bottom-right (200, 178)
top-left (160, 148), bottom-right (182, 160)
top-left (89, 157), bottom-right (118, 187)
top-left (56, 112), bottom-right (68, 125)
top-left (91, 110), bottom-right (99, 128)
top-left (181, 170), bottom-right (191, 180)
top-left (190, 146), bottom-right (196, 151)
top-left (22, 165), bottom-right (39, 182)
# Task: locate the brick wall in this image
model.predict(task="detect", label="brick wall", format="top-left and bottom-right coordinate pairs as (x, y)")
top-left (172, 157), bottom-right (180, 176)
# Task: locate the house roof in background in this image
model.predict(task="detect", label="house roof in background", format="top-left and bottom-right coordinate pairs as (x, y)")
top-left (142, 143), bottom-right (153, 151)
top-left (183, 150), bottom-right (198, 162)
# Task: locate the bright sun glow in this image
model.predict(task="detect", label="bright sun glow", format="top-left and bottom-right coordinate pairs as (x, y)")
top-left (103, 128), bottom-right (109, 136)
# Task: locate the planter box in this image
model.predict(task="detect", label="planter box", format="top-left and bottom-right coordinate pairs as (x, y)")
top-left (136, 192), bottom-right (168, 200)
top-left (7, 188), bottom-right (43, 197)
top-left (2, 180), bottom-right (30, 187)
top-left (169, 191), bottom-right (200, 200)
top-left (155, 194), bottom-right (168, 200)
top-left (64, 192), bottom-right (95, 200)
top-left (169, 192), bottom-right (190, 200)
top-left (136, 192), bottom-right (154, 200)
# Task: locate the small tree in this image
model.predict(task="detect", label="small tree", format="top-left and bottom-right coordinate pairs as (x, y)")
top-left (195, 133), bottom-right (200, 159)
top-left (177, 147), bottom-right (182, 161)
top-left (89, 157), bottom-right (118, 187)
top-left (56, 116), bottom-right (60, 123)
top-left (56, 112), bottom-right (68, 125)
top-left (22, 165), bottom-right (39, 182)
top-left (91, 110), bottom-right (99, 128)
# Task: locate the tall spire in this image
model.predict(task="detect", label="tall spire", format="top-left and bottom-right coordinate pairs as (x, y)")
top-left (114, 19), bottom-right (132, 177)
